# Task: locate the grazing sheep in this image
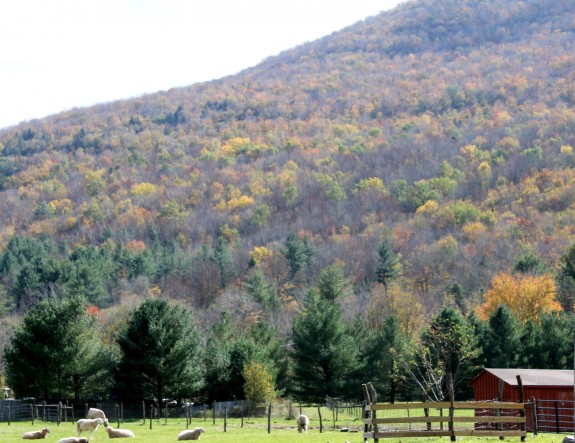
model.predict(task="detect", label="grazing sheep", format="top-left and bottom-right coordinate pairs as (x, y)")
top-left (22, 427), bottom-right (50, 439)
top-left (58, 439), bottom-right (89, 443)
top-left (86, 408), bottom-right (107, 421)
top-left (77, 418), bottom-right (106, 440)
top-left (297, 414), bottom-right (309, 433)
top-left (105, 426), bottom-right (135, 438)
top-left (177, 427), bottom-right (205, 440)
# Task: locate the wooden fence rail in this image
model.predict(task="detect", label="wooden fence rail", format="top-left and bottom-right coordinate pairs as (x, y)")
top-left (362, 377), bottom-right (526, 442)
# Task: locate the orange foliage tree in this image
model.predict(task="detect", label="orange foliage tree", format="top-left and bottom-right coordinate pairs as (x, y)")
top-left (477, 272), bottom-right (561, 323)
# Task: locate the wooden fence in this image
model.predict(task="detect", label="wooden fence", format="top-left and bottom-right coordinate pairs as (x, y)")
top-left (362, 378), bottom-right (526, 442)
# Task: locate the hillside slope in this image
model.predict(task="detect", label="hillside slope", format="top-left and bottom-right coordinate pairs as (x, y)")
top-left (0, 0), bottom-right (574, 322)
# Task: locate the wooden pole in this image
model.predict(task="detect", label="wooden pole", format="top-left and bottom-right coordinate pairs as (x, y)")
top-left (497, 378), bottom-right (504, 440)
top-left (267, 404), bottom-right (271, 434)
top-left (531, 397), bottom-right (538, 435)
top-left (448, 373), bottom-right (455, 442)
top-left (224, 405), bottom-right (227, 432)
top-left (332, 405), bottom-right (336, 430)
top-left (516, 375), bottom-right (526, 442)
top-left (149, 406), bottom-right (154, 430)
top-left (318, 404), bottom-right (323, 433)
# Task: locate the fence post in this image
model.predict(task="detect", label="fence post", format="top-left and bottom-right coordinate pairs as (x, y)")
top-left (267, 403), bottom-right (272, 434)
top-left (42, 401), bottom-right (46, 421)
top-left (31, 403), bottom-right (34, 425)
top-left (496, 378), bottom-right (504, 440)
top-left (516, 375), bottom-right (526, 442)
top-left (116, 403), bottom-right (120, 428)
top-left (57, 402), bottom-right (61, 426)
top-left (332, 405), bottom-right (336, 430)
top-left (422, 392), bottom-right (431, 431)
top-left (555, 401), bottom-right (560, 434)
top-left (142, 401), bottom-right (145, 424)
top-left (448, 373), bottom-right (455, 442)
top-left (224, 405), bottom-right (227, 432)
top-left (7, 405), bottom-right (10, 425)
top-left (531, 397), bottom-right (538, 435)
top-left (318, 404), bottom-right (323, 433)
top-left (149, 406), bottom-right (154, 430)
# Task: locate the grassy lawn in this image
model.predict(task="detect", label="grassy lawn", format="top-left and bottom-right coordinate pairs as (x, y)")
top-left (0, 417), bottom-right (572, 443)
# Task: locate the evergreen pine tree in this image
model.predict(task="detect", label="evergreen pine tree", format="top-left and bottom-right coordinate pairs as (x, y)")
top-left (376, 241), bottom-right (399, 291)
top-left (290, 289), bottom-right (358, 402)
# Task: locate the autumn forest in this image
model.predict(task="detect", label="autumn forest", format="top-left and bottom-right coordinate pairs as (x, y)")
top-left (1, 0), bottom-right (575, 403)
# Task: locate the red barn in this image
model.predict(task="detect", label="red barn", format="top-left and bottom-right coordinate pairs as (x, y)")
top-left (471, 368), bottom-right (574, 432)
top-left (471, 368), bottom-right (574, 402)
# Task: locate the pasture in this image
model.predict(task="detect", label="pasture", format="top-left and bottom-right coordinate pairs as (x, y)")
top-left (0, 415), bottom-right (571, 443)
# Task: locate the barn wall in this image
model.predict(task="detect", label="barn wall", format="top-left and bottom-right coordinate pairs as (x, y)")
top-left (472, 371), bottom-right (574, 402)
top-left (472, 371), bottom-right (574, 433)
top-left (472, 371), bottom-right (508, 401)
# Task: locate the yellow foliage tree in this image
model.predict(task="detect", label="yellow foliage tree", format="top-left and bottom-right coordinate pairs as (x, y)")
top-left (249, 246), bottom-right (273, 266)
top-left (243, 361), bottom-right (275, 405)
top-left (477, 272), bottom-right (561, 323)
top-left (368, 282), bottom-right (424, 336)
top-left (130, 182), bottom-right (158, 196)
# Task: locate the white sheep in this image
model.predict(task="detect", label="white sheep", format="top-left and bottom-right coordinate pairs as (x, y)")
top-left (297, 414), bottom-right (309, 433)
top-left (58, 439), bottom-right (89, 443)
top-left (22, 427), bottom-right (50, 439)
top-left (77, 418), bottom-right (106, 440)
top-left (105, 426), bottom-right (135, 438)
top-left (86, 408), bottom-right (107, 421)
top-left (177, 427), bottom-right (206, 440)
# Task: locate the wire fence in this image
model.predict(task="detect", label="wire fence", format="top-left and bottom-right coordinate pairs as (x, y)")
top-left (0, 398), bottom-right (365, 432)
top-left (529, 399), bottom-right (575, 434)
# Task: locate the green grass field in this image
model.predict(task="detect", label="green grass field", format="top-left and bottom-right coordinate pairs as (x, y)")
top-left (0, 416), bottom-right (572, 443)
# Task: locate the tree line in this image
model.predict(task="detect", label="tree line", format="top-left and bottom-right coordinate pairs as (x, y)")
top-left (3, 258), bottom-right (574, 406)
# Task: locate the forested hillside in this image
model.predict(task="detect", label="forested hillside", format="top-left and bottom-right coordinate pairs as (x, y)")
top-left (1, 0), bottom-right (575, 402)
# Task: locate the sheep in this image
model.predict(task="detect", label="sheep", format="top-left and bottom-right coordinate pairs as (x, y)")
top-left (58, 439), bottom-right (89, 443)
top-left (86, 408), bottom-right (107, 421)
top-left (105, 426), bottom-right (135, 438)
top-left (297, 414), bottom-right (309, 433)
top-left (77, 418), bottom-right (106, 440)
top-left (177, 427), bottom-right (206, 440)
top-left (22, 427), bottom-right (50, 439)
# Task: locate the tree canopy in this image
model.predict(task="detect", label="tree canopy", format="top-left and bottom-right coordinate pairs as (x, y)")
top-left (114, 298), bottom-right (204, 405)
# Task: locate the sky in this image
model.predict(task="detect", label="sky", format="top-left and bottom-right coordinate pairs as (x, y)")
top-left (0, 0), bottom-right (403, 130)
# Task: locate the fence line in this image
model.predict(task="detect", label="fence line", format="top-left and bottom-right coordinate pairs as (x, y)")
top-left (529, 399), bottom-right (575, 434)
top-left (0, 398), bottom-right (363, 431)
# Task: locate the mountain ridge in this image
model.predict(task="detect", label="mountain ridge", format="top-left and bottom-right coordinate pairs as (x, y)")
top-left (0, 0), bottom-right (574, 322)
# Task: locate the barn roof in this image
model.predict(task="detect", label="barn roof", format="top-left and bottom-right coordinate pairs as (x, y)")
top-left (476, 368), bottom-right (574, 387)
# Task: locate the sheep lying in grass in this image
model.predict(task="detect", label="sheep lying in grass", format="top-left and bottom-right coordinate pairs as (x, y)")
top-left (22, 427), bottom-right (50, 439)
top-left (58, 439), bottom-right (89, 443)
top-left (105, 426), bottom-right (135, 438)
top-left (177, 427), bottom-right (205, 440)
top-left (297, 414), bottom-right (309, 433)
top-left (77, 418), bottom-right (106, 440)
top-left (86, 408), bottom-right (107, 421)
